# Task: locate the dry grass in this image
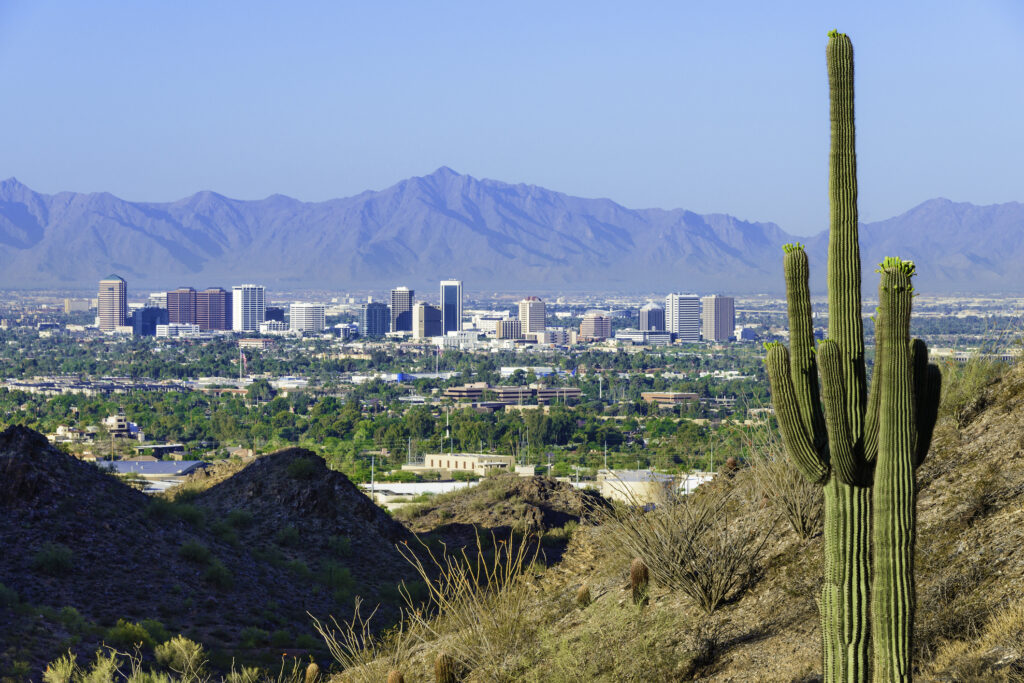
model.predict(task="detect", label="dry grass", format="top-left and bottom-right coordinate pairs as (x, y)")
top-left (926, 600), bottom-right (1024, 681)
top-left (310, 598), bottom-right (411, 683)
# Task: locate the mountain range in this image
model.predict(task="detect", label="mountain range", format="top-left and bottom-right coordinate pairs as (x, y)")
top-left (1, 167), bottom-right (1021, 294)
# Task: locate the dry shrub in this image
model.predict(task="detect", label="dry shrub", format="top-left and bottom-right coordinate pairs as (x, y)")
top-left (926, 600), bottom-right (1024, 682)
top-left (592, 487), bottom-right (772, 614)
top-left (743, 424), bottom-right (822, 541)
top-left (310, 597), bottom-right (410, 683)
top-left (397, 530), bottom-right (540, 680)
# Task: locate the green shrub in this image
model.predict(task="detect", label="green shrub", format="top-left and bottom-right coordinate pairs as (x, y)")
top-left (178, 540), bottom-right (211, 564)
top-left (105, 619), bottom-right (155, 649)
top-left (318, 561), bottom-right (355, 592)
top-left (226, 509), bottom-right (254, 529)
top-left (140, 619), bottom-right (170, 644)
top-left (209, 521), bottom-right (238, 545)
top-left (0, 583), bottom-right (18, 607)
top-left (294, 633), bottom-right (319, 650)
top-left (203, 559), bottom-right (233, 590)
top-left (240, 627), bottom-right (270, 648)
top-left (269, 629), bottom-right (292, 648)
top-left (286, 457), bottom-right (318, 480)
top-left (327, 535), bottom-right (352, 557)
top-left (146, 499), bottom-right (206, 527)
top-left (274, 525), bottom-right (301, 547)
top-left (154, 635), bottom-right (207, 678)
top-left (32, 543), bottom-right (74, 576)
top-left (285, 559), bottom-right (312, 580)
top-left (58, 607), bottom-right (87, 633)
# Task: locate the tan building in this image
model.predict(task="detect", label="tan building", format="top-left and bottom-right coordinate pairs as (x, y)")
top-left (408, 453), bottom-right (516, 477)
top-left (579, 311), bottom-right (611, 341)
top-left (98, 275), bottom-right (128, 331)
top-left (518, 297), bottom-right (546, 334)
top-left (701, 295), bottom-right (735, 341)
top-left (497, 318), bottom-right (523, 340)
top-left (641, 391), bottom-right (699, 407)
top-left (598, 469), bottom-right (676, 505)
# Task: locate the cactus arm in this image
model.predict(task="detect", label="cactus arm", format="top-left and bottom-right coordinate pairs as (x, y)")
top-left (766, 343), bottom-right (830, 484)
top-left (818, 340), bottom-right (861, 485)
top-left (784, 244), bottom-right (828, 450)
top-left (872, 259), bottom-right (918, 682)
top-left (864, 306), bottom-right (883, 465)
top-left (826, 31), bottom-right (868, 444)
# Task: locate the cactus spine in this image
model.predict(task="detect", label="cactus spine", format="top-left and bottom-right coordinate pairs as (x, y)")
top-left (435, 653), bottom-right (459, 683)
top-left (765, 31), bottom-right (941, 682)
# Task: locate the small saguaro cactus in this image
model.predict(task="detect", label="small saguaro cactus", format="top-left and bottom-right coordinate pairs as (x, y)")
top-left (435, 653), bottom-right (459, 683)
top-left (765, 30), bottom-right (941, 683)
top-left (630, 558), bottom-right (650, 606)
top-left (387, 671), bottom-right (405, 683)
top-left (303, 662), bottom-right (319, 683)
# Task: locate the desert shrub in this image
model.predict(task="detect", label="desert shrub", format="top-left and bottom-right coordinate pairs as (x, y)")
top-left (148, 499), bottom-right (206, 527)
top-left (328, 535), bottom-right (352, 558)
top-left (541, 521), bottom-right (579, 547)
top-left (104, 619), bottom-right (155, 649)
top-left (746, 427), bottom-right (822, 541)
top-left (286, 559), bottom-right (313, 580)
top-left (226, 509), bottom-right (254, 529)
top-left (940, 356), bottom-right (1007, 428)
top-left (0, 582), bottom-right (18, 607)
top-left (43, 652), bottom-right (80, 683)
top-left (178, 540), bottom-right (211, 564)
top-left (270, 629), bottom-right (293, 648)
top-left (240, 627), bottom-right (270, 648)
top-left (59, 607), bottom-right (88, 633)
top-left (396, 530), bottom-right (540, 680)
top-left (319, 561), bottom-right (355, 593)
top-left (287, 457), bottom-right (318, 480)
top-left (593, 490), bottom-right (772, 614)
top-left (311, 596), bottom-right (410, 683)
top-left (154, 635), bottom-right (208, 679)
top-left (32, 543), bottom-right (74, 576)
top-left (224, 666), bottom-right (262, 683)
top-left (203, 559), bottom-right (233, 589)
top-left (275, 525), bottom-right (301, 547)
top-left (140, 619), bottom-right (170, 644)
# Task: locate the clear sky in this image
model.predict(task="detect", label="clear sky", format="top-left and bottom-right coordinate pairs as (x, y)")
top-left (1, 1), bottom-right (1022, 235)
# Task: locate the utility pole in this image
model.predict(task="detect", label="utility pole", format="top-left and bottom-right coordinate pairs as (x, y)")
top-left (370, 454), bottom-right (376, 502)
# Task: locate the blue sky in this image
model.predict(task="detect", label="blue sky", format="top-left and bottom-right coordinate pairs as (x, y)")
top-left (1, 1), bottom-right (1022, 235)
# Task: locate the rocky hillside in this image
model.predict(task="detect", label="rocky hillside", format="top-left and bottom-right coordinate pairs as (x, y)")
top-left (0, 429), bottom-right (418, 677)
top-left (334, 360), bottom-right (1024, 681)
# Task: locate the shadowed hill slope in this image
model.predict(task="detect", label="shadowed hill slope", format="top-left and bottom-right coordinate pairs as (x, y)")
top-left (0, 430), bottom-right (417, 676)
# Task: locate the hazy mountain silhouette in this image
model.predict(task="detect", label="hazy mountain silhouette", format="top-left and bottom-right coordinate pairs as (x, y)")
top-left (0, 170), bottom-right (1019, 293)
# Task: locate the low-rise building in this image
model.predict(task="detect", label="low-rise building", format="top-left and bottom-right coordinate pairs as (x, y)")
top-left (404, 453), bottom-right (517, 477)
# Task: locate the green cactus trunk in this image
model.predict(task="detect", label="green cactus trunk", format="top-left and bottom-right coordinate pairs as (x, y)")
top-left (872, 261), bottom-right (918, 681)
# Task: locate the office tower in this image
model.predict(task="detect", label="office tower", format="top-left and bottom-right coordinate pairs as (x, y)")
top-left (232, 284), bottom-right (266, 332)
top-left (166, 287), bottom-right (197, 324)
top-left (412, 302), bottom-right (442, 339)
top-left (98, 275), bottom-right (128, 331)
top-left (639, 303), bottom-right (666, 332)
top-left (579, 311), bottom-right (612, 341)
top-left (196, 288), bottom-right (231, 330)
top-left (131, 307), bottom-right (169, 337)
top-left (440, 279), bottom-right (463, 334)
top-left (290, 303), bottom-right (326, 334)
top-left (518, 296), bottom-right (546, 334)
top-left (701, 295), bottom-right (735, 341)
top-left (359, 302), bottom-right (390, 337)
top-left (264, 306), bottom-right (286, 322)
top-left (390, 286), bottom-right (414, 332)
top-left (147, 292), bottom-right (167, 309)
top-left (665, 293), bottom-right (700, 342)
top-left (496, 318), bottom-right (523, 340)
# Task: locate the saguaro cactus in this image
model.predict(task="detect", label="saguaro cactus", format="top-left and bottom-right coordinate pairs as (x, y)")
top-left (630, 558), bottom-right (650, 606)
top-left (765, 31), bottom-right (941, 682)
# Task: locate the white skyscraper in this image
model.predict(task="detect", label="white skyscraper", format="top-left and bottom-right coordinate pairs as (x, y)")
top-left (518, 297), bottom-right (546, 334)
top-left (440, 279), bottom-right (463, 334)
top-left (665, 293), bottom-right (700, 342)
top-left (289, 302), bottom-right (326, 334)
top-left (232, 284), bottom-right (266, 332)
top-left (701, 295), bottom-right (735, 341)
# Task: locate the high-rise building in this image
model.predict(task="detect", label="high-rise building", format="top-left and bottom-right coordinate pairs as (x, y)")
top-left (290, 303), bottom-right (326, 334)
top-left (147, 292), bottom-right (167, 309)
top-left (579, 311), bottom-right (612, 341)
top-left (390, 286), bottom-right (414, 332)
top-left (665, 293), bottom-right (700, 342)
top-left (440, 279), bottom-right (463, 334)
top-left (359, 302), bottom-right (390, 338)
top-left (497, 318), bottom-right (523, 340)
top-left (98, 275), bottom-right (128, 332)
top-left (413, 302), bottom-right (442, 339)
top-left (232, 284), bottom-right (266, 332)
top-left (166, 287), bottom-right (197, 324)
top-left (639, 303), bottom-right (666, 332)
top-left (518, 297), bottom-right (546, 334)
top-left (701, 295), bottom-right (735, 341)
top-left (196, 288), bottom-right (231, 330)
top-left (132, 307), bottom-right (169, 337)
top-left (264, 306), bottom-right (286, 322)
